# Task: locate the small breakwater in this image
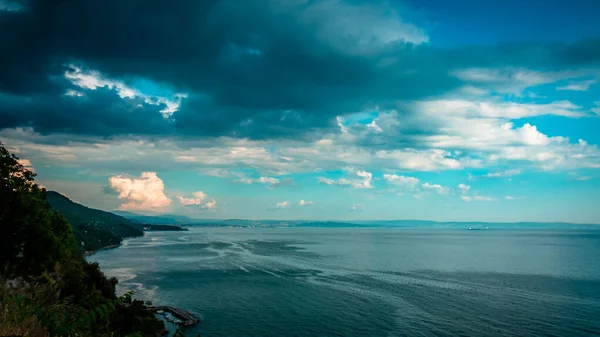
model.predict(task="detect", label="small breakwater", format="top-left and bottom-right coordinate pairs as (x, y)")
top-left (148, 306), bottom-right (200, 326)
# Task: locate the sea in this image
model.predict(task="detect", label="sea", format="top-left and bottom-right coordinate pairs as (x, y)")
top-left (89, 227), bottom-right (600, 336)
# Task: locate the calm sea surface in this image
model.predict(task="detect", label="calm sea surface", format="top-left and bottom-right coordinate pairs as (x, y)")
top-left (90, 228), bottom-right (600, 336)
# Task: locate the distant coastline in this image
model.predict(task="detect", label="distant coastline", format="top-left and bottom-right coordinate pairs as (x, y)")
top-left (176, 221), bottom-right (600, 230)
top-left (111, 210), bottom-right (600, 229)
top-left (83, 225), bottom-right (189, 257)
top-left (83, 225), bottom-right (188, 257)
top-left (142, 224), bottom-right (189, 232)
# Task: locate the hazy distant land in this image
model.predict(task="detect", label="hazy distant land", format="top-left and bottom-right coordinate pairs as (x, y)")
top-left (112, 211), bottom-right (599, 230)
top-left (46, 190), bottom-right (598, 258)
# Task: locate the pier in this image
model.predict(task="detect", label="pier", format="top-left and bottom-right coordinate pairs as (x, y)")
top-left (148, 306), bottom-right (200, 326)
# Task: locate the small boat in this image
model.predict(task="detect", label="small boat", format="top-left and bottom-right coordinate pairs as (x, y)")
top-left (156, 310), bottom-right (164, 314)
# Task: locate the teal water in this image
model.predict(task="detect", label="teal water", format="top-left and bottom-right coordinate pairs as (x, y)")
top-left (90, 228), bottom-right (600, 336)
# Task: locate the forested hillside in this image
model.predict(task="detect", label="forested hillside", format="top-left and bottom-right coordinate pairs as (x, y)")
top-left (0, 143), bottom-right (164, 336)
top-left (45, 191), bottom-right (143, 252)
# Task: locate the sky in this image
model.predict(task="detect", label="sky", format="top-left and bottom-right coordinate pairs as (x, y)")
top-left (1, 0), bottom-right (600, 223)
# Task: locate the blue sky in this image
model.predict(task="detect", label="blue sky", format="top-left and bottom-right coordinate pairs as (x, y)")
top-left (1, 0), bottom-right (600, 223)
top-left (407, 0), bottom-right (600, 46)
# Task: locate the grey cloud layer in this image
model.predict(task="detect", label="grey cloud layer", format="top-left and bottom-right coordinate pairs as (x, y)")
top-left (2, 0), bottom-right (600, 140)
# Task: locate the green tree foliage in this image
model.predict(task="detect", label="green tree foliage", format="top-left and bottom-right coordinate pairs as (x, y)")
top-left (0, 143), bottom-right (164, 336)
top-left (0, 144), bottom-right (75, 276)
top-left (109, 298), bottom-right (165, 336)
top-left (45, 191), bottom-right (144, 253)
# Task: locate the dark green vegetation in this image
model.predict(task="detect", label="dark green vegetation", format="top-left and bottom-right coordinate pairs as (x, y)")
top-left (45, 191), bottom-right (144, 252)
top-left (0, 143), bottom-right (165, 336)
top-left (45, 191), bottom-right (187, 252)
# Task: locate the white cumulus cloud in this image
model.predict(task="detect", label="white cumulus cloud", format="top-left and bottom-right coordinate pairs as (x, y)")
top-left (458, 183), bottom-right (470, 194)
top-left (354, 170), bottom-right (373, 188)
top-left (505, 196), bottom-right (526, 200)
top-left (319, 169), bottom-right (372, 189)
top-left (176, 191), bottom-right (207, 206)
top-left (298, 200), bottom-right (314, 206)
top-left (422, 182), bottom-right (449, 195)
top-left (177, 191), bottom-right (217, 209)
top-left (236, 176), bottom-right (286, 189)
top-left (203, 199), bottom-right (217, 209)
top-left (383, 174), bottom-right (419, 188)
top-left (64, 64), bottom-right (185, 118)
top-left (461, 195), bottom-right (494, 202)
top-left (518, 124), bottom-right (550, 146)
top-left (109, 172), bottom-right (172, 211)
top-left (485, 169), bottom-right (522, 178)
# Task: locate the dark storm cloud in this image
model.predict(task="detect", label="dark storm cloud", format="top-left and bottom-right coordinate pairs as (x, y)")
top-left (1, 0), bottom-right (600, 140)
top-left (173, 96), bottom-right (336, 139)
top-left (0, 79), bottom-right (171, 136)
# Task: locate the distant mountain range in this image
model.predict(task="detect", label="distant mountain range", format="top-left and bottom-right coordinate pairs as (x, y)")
top-left (111, 210), bottom-right (600, 229)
